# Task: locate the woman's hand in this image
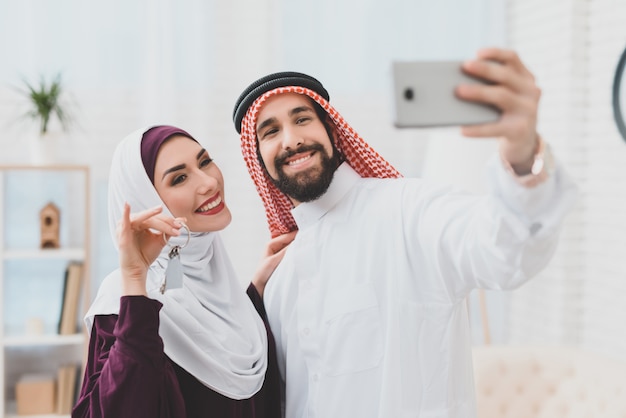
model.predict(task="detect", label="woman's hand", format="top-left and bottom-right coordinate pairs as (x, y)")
top-left (252, 231), bottom-right (297, 298)
top-left (117, 203), bottom-right (184, 296)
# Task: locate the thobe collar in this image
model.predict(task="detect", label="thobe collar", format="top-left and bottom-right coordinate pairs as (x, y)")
top-left (291, 162), bottom-right (360, 229)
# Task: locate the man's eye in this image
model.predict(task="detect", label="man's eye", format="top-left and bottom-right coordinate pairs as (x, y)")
top-left (262, 128), bottom-right (278, 138)
top-left (296, 117), bottom-right (311, 124)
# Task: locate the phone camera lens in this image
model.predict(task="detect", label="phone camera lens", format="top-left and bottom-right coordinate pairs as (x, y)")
top-left (403, 88), bottom-right (414, 101)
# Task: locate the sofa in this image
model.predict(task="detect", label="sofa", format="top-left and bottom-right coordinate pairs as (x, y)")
top-left (472, 345), bottom-right (626, 418)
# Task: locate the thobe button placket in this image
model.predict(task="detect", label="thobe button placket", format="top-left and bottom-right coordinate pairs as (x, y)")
top-left (529, 222), bottom-right (542, 235)
top-left (312, 373), bottom-right (319, 382)
top-left (302, 327), bottom-right (310, 336)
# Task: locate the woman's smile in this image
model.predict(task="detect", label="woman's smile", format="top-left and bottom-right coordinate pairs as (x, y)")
top-left (196, 193), bottom-right (225, 215)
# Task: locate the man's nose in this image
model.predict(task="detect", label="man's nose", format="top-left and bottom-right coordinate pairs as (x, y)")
top-left (281, 126), bottom-right (303, 150)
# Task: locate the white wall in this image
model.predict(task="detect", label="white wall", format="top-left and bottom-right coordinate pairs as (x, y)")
top-left (504, 0), bottom-right (626, 361)
top-left (582, 0), bottom-right (626, 359)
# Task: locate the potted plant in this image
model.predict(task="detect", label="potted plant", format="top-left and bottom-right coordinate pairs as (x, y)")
top-left (21, 73), bottom-right (71, 135)
top-left (19, 73), bottom-right (73, 164)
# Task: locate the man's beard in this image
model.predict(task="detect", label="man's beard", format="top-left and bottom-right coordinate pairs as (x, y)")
top-left (270, 143), bottom-right (341, 203)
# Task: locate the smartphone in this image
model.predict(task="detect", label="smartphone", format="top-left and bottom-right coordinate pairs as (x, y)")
top-left (392, 60), bottom-right (501, 128)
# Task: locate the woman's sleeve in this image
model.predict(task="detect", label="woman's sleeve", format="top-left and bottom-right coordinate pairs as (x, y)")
top-left (71, 296), bottom-right (184, 418)
top-left (247, 284), bottom-right (269, 321)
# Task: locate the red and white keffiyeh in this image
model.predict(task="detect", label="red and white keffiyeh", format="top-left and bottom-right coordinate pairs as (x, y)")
top-left (239, 86), bottom-right (402, 237)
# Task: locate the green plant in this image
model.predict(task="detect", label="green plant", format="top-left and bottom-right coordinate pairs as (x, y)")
top-left (21, 73), bottom-right (71, 135)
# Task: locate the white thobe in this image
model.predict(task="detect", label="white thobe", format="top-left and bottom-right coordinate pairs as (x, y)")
top-left (264, 159), bottom-right (578, 418)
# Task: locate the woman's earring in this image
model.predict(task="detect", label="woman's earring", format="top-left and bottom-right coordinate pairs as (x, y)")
top-left (160, 223), bottom-right (190, 294)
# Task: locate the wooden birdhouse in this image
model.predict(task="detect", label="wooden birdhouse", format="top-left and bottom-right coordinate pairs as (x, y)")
top-left (40, 202), bottom-right (60, 249)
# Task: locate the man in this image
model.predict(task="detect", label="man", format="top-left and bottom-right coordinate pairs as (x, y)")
top-left (232, 48), bottom-right (577, 418)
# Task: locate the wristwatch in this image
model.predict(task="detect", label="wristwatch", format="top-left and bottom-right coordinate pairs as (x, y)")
top-left (501, 135), bottom-right (555, 188)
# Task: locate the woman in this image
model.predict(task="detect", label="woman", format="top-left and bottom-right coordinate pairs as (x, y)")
top-left (72, 125), bottom-right (292, 417)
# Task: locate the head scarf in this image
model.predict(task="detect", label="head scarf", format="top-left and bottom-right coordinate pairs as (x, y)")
top-left (234, 72), bottom-right (403, 237)
top-left (85, 126), bottom-right (268, 399)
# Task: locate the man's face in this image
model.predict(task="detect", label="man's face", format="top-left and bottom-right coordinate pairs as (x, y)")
top-left (255, 93), bottom-right (339, 204)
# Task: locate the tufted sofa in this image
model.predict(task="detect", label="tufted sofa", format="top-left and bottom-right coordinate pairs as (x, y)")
top-left (472, 345), bottom-right (626, 418)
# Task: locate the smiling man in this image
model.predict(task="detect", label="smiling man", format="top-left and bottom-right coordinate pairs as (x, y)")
top-left (232, 49), bottom-right (578, 418)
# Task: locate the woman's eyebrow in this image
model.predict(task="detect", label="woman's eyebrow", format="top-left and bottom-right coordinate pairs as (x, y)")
top-left (161, 149), bottom-right (207, 180)
top-left (196, 148), bottom-right (207, 160)
top-left (162, 164), bottom-right (186, 180)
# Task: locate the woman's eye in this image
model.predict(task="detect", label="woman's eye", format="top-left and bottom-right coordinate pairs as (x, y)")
top-left (171, 174), bottom-right (186, 186)
top-left (200, 157), bottom-right (213, 168)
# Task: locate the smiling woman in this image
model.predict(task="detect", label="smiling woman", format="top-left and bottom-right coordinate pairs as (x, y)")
top-left (71, 125), bottom-right (291, 418)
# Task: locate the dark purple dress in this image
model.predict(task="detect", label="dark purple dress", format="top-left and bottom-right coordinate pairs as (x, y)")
top-left (72, 285), bottom-right (281, 418)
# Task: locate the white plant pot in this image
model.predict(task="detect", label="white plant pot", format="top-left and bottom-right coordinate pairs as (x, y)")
top-left (29, 132), bottom-right (66, 165)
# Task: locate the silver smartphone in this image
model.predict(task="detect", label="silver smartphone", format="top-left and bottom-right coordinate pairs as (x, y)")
top-left (392, 60), bottom-right (501, 128)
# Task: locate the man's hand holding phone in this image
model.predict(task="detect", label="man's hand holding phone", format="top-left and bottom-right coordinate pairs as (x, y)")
top-left (393, 48), bottom-right (542, 176)
top-left (456, 48), bottom-right (542, 174)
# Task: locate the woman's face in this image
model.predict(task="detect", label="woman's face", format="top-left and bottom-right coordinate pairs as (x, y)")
top-left (153, 135), bottom-right (231, 232)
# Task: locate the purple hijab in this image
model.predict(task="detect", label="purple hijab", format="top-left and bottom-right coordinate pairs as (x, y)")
top-left (141, 125), bottom-right (197, 184)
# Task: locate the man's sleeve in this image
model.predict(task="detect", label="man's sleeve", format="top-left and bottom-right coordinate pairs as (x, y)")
top-left (407, 155), bottom-right (578, 301)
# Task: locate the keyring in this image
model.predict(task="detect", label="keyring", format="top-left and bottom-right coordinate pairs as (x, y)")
top-left (163, 222), bottom-right (190, 249)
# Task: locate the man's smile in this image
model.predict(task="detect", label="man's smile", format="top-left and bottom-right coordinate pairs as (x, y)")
top-left (285, 151), bottom-right (315, 168)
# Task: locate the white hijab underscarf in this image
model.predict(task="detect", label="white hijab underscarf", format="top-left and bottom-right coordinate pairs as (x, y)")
top-left (85, 127), bottom-right (268, 399)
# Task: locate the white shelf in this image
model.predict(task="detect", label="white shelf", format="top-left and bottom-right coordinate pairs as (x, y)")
top-left (6, 401), bottom-right (69, 417)
top-left (1, 165), bottom-right (91, 416)
top-left (3, 333), bottom-right (84, 348)
top-left (2, 248), bottom-right (85, 260)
